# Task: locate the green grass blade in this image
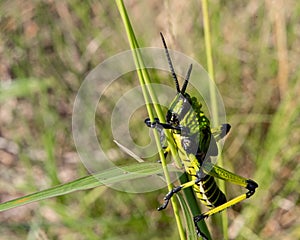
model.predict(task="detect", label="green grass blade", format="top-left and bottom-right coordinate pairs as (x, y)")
top-left (115, 1), bottom-right (186, 239)
top-left (0, 163), bottom-right (176, 212)
top-left (201, 0), bottom-right (228, 238)
top-left (176, 192), bottom-right (197, 240)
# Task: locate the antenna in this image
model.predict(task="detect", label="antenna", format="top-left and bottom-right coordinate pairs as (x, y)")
top-left (160, 32), bottom-right (180, 93)
top-left (181, 64), bottom-right (193, 94)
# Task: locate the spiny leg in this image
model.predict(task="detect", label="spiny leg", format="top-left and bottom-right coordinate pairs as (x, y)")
top-left (157, 176), bottom-right (218, 240)
top-left (144, 117), bottom-right (184, 210)
top-left (157, 185), bottom-right (182, 211)
top-left (194, 164), bottom-right (258, 223)
top-left (157, 177), bottom-right (202, 211)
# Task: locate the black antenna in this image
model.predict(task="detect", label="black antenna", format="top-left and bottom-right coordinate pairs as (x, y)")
top-left (160, 32), bottom-right (180, 93)
top-left (181, 64), bottom-right (193, 94)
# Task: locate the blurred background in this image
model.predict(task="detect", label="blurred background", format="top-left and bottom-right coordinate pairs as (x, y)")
top-left (0, 0), bottom-right (299, 239)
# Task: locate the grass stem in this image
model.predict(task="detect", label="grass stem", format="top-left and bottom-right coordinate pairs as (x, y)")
top-left (201, 0), bottom-right (228, 238)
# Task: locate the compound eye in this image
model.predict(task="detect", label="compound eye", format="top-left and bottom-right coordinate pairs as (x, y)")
top-left (166, 110), bottom-right (179, 124)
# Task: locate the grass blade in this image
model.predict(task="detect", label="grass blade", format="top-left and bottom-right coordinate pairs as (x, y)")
top-left (115, 1), bottom-right (186, 238)
top-left (176, 191), bottom-right (197, 240)
top-left (201, 0), bottom-right (228, 238)
top-left (0, 163), bottom-right (177, 212)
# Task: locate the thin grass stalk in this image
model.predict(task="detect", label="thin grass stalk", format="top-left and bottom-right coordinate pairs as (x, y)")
top-left (115, 1), bottom-right (185, 239)
top-left (201, 0), bottom-right (228, 239)
top-left (115, 2), bottom-right (181, 167)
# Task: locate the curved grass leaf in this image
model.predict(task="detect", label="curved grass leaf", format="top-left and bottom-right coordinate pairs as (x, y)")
top-left (0, 162), bottom-right (178, 212)
top-left (176, 193), bottom-right (198, 240)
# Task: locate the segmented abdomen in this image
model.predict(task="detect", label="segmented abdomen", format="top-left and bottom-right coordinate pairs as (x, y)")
top-left (183, 156), bottom-right (226, 208)
top-left (192, 174), bottom-right (227, 208)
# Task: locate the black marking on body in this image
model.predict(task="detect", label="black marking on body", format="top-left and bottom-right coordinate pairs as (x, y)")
top-left (196, 175), bottom-right (227, 207)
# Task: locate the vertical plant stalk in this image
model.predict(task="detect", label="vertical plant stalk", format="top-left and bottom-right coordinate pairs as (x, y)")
top-left (201, 0), bottom-right (228, 239)
top-left (115, 0), bottom-right (185, 239)
top-left (266, 0), bottom-right (289, 99)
